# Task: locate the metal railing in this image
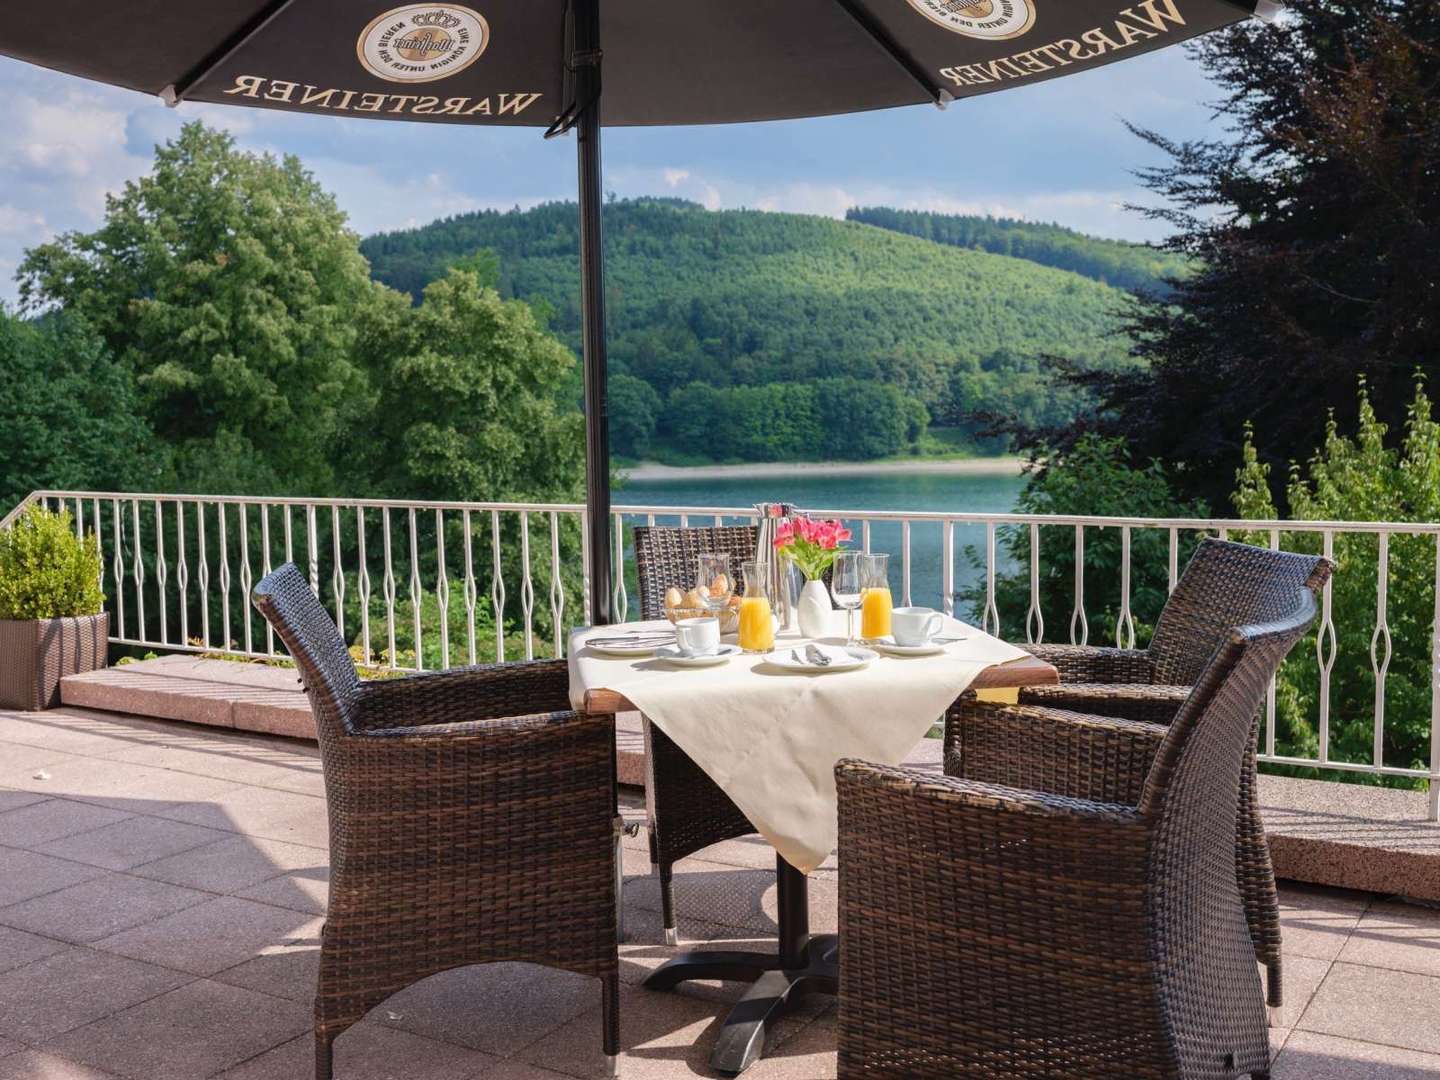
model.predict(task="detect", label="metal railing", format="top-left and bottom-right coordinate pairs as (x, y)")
top-left (6, 489), bottom-right (1438, 818)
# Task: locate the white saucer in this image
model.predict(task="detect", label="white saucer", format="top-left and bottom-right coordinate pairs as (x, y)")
top-left (764, 646), bottom-right (877, 673)
top-left (872, 640), bottom-right (947, 657)
top-left (655, 643), bottom-right (741, 667)
top-left (586, 639), bottom-right (667, 658)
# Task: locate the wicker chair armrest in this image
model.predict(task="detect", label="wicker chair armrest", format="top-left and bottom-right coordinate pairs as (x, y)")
top-left (1026, 644), bottom-right (1156, 684)
top-left (1018, 682), bottom-right (1191, 726)
top-left (944, 698), bottom-right (1167, 806)
top-left (355, 659), bottom-right (571, 731)
top-left (837, 759), bottom-right (1146, 828)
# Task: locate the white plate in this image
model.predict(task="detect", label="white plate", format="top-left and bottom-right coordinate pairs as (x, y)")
top-left (763, 646), bottom-right (877, 673)
top-left (585, 639), bottom-right (668, 658)
top-left (872, 640), bottom-right (948, 657)
top-left (655, 643), bottom-right (741, 667)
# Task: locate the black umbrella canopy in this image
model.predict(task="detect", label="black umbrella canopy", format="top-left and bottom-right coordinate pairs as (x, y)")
top-left (0, 0), bottom-right (1275, 625)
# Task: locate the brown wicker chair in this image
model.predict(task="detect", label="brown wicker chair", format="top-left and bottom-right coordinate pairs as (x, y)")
top-left (837, 586), bottom-right (1318, 1079)
top-left (944, 538), bottom-right (1332, 1007)
top-left (632, 525), bottom-right (760, 945)
top-left (252, 564), bottom-right (620, 1080)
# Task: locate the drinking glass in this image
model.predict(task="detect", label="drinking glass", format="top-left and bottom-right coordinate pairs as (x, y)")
top-left (830, 551), bottom-right (864, 646)
top-left (859, 553), bottom-right (893, 641)
top-left (697, 553), bottom-right (733, 614)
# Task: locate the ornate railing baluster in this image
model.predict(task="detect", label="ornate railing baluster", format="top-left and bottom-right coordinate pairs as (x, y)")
top-left (197, 504), bottom-right (211, 649)
top-left (1071, 526), bottom-right (1088, 646)
top-left (111, 499), bottom-right (125, 639)
top-left (408, 507), bottom-right (423, 670)
top-left (1265, 528), bottom-right (1280, 756)
top-left (549, 511), bottom-right (565, 657)
top-left (941, 520), bottom-right (955, 618)
top-left (331, 506), bottom-right (346, 643)
top-left (1168, 527), bottom-right (1179, 593)
top-left (91, 497), bottom-right (103, 598)
top-left (305, 504), bottom-right (319, 596)
top-left (154, 500), bottom-right (168, 645)
top-left (218, 504), bottom-right (232, 651)
top-left (239, 504), bottom-right (254, 654)
top-left (1317, 530), bottom-right (1337, 764)
top-left (131, 500), bottom-right (146, 642)
top-left (1371, 532), bottom-right (1392, 768)
top-left (177, 503), bottom-right (190, 648)
top-left (612, 512), bottom-right (627, 622)
top-left (983, 521), bottom-right (999, 638)
top-left (580, 510), bottom-right (592, 625)
top-left (520, 511), bottom-right (536, 661)
top-left (1025, 522), bottom-right (1043, 645)
top-left (435, 509), bottom-right (450, 670)
top-left (1116, 526), bottom-right (1136, 649)
top-left (1430, 537), bottom-right (1440, 821)
top-left (260, 505), bottom-right (275, 656)
top-left (382, 508), bottom-right (398, 669)
top-left (901, 519), bottom-right (913, 608)
top-left (463, 510), bottom-right (478, 664)
top-left (490, 510), bottom-right (507, 662)
top-left (357, 508), bottom-right (372, 666)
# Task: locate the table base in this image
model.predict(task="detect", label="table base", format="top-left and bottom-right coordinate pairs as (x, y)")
top-left (642, 856), bottom-right (836, 1076)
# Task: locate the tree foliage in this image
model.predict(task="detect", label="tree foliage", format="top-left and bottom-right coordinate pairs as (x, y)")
top-left (846, 207), bottom-right (1189, 294)
top-left (1066, 1), bottom-right (1440, 509)
top-left (1234, 378), bottom-right (1439, 784)
top-left (18, 122), bottom-right (384, 496)
top-left (0, 309), bottom-right (161, 512)
top-left (362, 197), bottom-right (1138, 461)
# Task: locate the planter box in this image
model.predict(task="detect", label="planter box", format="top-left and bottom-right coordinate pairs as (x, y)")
top-left (0, 613), bottom-right (108, 711)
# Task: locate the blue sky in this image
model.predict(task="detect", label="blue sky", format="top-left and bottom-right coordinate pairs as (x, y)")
top-left (0, 44), bottom-right (1226, 304)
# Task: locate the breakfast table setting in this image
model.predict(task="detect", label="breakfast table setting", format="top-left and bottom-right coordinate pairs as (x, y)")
top-left (566, 508), bottom-right (1059, 1074)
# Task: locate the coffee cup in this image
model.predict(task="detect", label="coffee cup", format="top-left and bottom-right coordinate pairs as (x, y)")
top-left (675, 616), bottom-right (721, 657)
top-left (891, 607), bottom-right (944, 647)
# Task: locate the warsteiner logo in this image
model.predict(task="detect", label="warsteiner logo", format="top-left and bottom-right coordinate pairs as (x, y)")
top-left (906, 0), bottom-right (1037, 40)
top-left (357, 5), bottom-right (489, 83)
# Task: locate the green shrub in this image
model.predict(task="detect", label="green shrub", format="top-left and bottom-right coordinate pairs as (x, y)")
top-left (0, 506), bottom-right (105, 620)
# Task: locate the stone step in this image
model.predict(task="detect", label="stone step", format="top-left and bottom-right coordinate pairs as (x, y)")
top-left (60, 658), bottom-right (1440, 900)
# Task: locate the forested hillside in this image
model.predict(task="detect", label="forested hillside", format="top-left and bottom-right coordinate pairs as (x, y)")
top-left (846, 207), bottom-right (1189, 294)
top-left (362, 199), bottom-right (1137, 462)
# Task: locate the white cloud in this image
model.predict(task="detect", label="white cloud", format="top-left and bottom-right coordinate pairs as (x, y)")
top-left (662, 168), bottom-right (690, 188)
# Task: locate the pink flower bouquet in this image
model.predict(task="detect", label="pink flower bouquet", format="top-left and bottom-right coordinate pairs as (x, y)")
top-left (773, 515), bottom-right (853, 581)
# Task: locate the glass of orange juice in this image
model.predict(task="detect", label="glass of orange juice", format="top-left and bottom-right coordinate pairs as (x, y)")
top-left (738, 559), bottom-right (776, 653)
top-left (859, 553), bottom-right (892, 642)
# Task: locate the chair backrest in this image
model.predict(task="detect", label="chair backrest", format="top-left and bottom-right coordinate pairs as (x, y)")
top-left (1141, 587), bottom-right (1316, 826)
top-left (1148, 538), bottom-right (1332, 685)
top-left (251, 563), bottom-right (361, 744)
top-left (633, 525), bottom-right (760, 621)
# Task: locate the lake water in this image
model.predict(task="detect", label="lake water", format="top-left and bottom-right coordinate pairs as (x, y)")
top-left (619, 469), bottom-right (1026, 614)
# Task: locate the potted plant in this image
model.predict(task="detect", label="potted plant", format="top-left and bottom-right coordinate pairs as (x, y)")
top-left (0, 505), bottom-right (108, 710)
top-left (773, 515), bottom-right (852, 638)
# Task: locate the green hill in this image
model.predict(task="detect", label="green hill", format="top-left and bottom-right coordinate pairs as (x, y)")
top-left (361, 198), bottom-right (1137, 462)
top-left (846, 206), bottom-right (1189, 294)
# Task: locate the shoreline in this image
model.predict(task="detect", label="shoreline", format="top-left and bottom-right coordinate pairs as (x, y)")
top-left (622, 456), bottom-right (1026, 482)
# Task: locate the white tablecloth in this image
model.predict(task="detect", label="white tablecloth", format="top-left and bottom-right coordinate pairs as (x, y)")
top-left (568, 613), bottom-right (1027, 873)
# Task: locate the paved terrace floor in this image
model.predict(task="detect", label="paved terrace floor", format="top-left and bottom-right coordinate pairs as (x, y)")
top-left (0, 707), bottom-right (1437, 1080)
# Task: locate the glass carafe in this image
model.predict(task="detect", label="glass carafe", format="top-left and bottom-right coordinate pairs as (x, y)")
top-left (738, 559), bottom-right (777, 654)
top-left (859, 553), bottom-right (893, 642)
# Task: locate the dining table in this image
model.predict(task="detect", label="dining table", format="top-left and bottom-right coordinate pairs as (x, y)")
top-left (569, 615), bottom-right (1059, 1075)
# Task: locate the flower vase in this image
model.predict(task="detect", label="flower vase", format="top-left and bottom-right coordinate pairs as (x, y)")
top-left (797, 579), bottom-right (832, 639)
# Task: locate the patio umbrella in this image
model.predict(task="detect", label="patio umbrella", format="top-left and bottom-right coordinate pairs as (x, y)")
top-left (0, 0), bottom-right (1278, 624)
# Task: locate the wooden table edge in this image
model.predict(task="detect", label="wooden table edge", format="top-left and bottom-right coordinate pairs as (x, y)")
top-left (579, 653), bottom-right (1059, 715)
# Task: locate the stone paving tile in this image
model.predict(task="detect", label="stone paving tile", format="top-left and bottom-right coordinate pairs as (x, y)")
top-left (744, 1007), bottom-right (838, 1080)
top-left (1279, 883), bottom-right (1372, 962)
top-left (0, 1035), bottom-right (18, 1058)
top-left (211, 933), bottom-right (320, 1005)
top-left (1268, 954), bottom-right (1335, 1033)
top-left (26, 757), bottom-right (245, 814)
top-left (0, 927), bottom-right (68, 976)
top-left (1274, 1031), bottom-right (1440, 1079)
top-left (157, 785), bottom-right (328, 849)
top-left (93, 896), bottom-right (322, 978)
top-left (476, 1062), bottom-right (581, 1080)
top-left (0, 1050), bottom-right (117, 1079)
top-left (0, 848), bottom-right (105, 908)
top-left (128, 834), bottom-right (326, 893)
top-left (0, 746), bottom-right (82, 789)
top-left (375, 962), bottom-right (602, 1057)
top-left (0, 712), bottom-right (176, 759)
top-left (217, 1023), bottom-right (499, 1080)
top-left (0, 791), bottom-right (47, 815)
top-left (1336, 899), bottom-right (1440, 978)
top-left (44, 980), bottom-right (310, 1080)
top-left (0, 947), bottom-right (191, 1043)
top-left (35, 816), bottom-right (229, 872)
top-left (0, 872), bottom-right (209, 944)
top-left (0, 801), bottom-right (132, 849)
top-left (1299, 962), bottom-right (1440, 1056)
top-left (102, 741), bottom-right (324, 796)
top-left (234, 866), bottom-right (328, 915)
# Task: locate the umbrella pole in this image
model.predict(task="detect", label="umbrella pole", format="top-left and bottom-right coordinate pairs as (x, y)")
top-left (574, 0), bottom-right (612, 626)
